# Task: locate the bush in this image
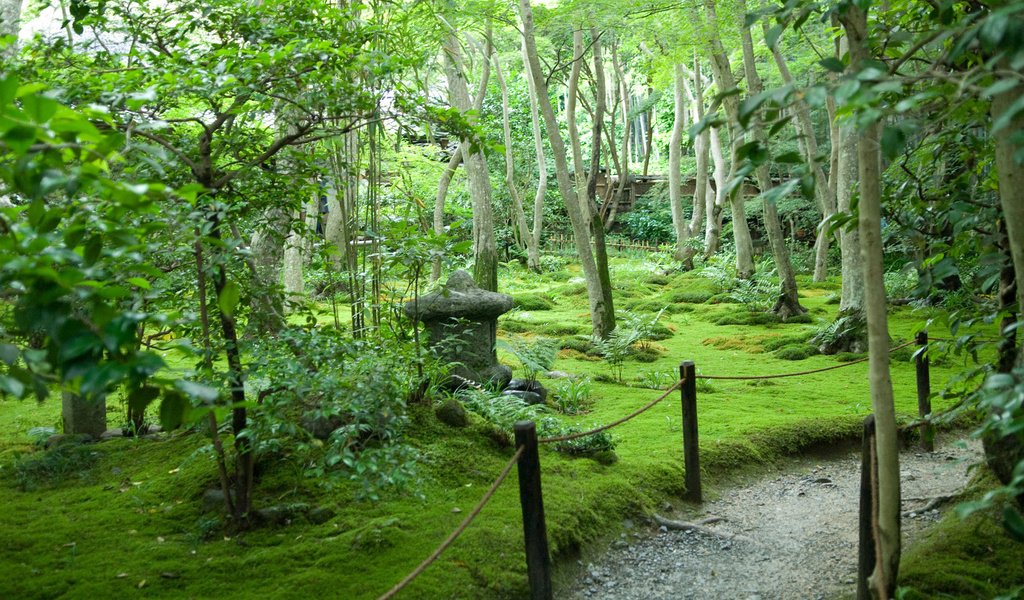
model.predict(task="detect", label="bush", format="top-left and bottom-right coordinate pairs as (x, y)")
top-left (512, 293), bottom-right (555, 311)
top-left (616, 195), bottom-right (675, 243)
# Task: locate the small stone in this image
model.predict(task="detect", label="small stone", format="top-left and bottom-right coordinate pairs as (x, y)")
top-left (659, 525), bottom-right (668, 533)
top-left (160, 572), bottom-right (180, 579)
top-left (545, 370), bottom-right (575, 379)
top-left (435, 398), bottom-right (468, 428)
top-left (451, 507), bottom-right (462, 514)
top-left (501, 390), bottom-right (544, 405)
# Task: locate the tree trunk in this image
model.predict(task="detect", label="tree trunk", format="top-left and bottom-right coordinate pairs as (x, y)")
top-left (585, 26), bottom-right (616, 335)
top-left (248, 210), bottom-right (287, 336)
top-left (705, 125), bottom-right (726, 256)
top-left (520, 0), bottom-right (612, 339)
top-left (1, 0), bottom-right (21, 59)
top-left (610, 43), bottom-right (631, 227)
top-left (494, 53), bottom-right (532, 261)
top-left (431, 147), bottom-right (462, 282)
top-left (768, 30), bottom-right (836, 282)
top-left (740, 15), bottom-right (804, 318)
top-left (443, 32), bottom-right (497, 291)
top-left (669, 63), bottom-right (693, 267)
top-left (987, 59), bottom-right (1024, 490)
top-left (689, 58), bottom-right (709, 239)
top-left (844, 7), bottom-right (900, 597)
top-left (704, 0), bottom-right (754, 278)
top-left (521, 36), bottom-right (547, 272)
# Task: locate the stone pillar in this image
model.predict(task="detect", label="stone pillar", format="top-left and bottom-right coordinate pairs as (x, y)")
top-left (62, 391), bottom-right (106, 437)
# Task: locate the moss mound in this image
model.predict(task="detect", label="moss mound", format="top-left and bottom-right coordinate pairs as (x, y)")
top-left (773, 344), bottom-right (820, 361)
top-left (513, 293), bottom-right (556, 311)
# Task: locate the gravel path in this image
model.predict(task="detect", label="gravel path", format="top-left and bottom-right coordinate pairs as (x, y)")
top-left (561, 435), bottom-right (981, 600)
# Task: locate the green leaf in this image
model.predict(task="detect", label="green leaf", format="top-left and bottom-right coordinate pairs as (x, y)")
top-left (218, 280), bottom-right (241, 317)
top-left (127, 277), bottom-right (151, 290)
top-left (175, 379), bottom-right (220, 403)
top-left (774, 151), bottom-right (804, 164)
top-left (980, 12), bottom-right (1009, 51)
top-left (820, 57), bottom-right (845, 73)
top-left (159, 391), bottom-right (187, 431)
top-left (0, 344), bottom-right (18, 366)
top-left (128, 385), bottom-right (161, 416)
top-left (83, 235), bottom-right (103, 264)
top-left (1003, 507), bottom-right (1024, 542)
top-left (881, 125), bottom-right (907, 161)
top-left (0, 375), bottom-right (25, 398)
top-left (765, 24), bottom-right (784, 50)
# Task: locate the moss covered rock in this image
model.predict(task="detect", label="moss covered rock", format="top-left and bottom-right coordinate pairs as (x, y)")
top-left (435, 398), bottom-right (468, 428)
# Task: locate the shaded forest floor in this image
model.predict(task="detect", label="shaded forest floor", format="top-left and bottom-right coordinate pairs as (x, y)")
top-left (1, 256), bottom-right (1020, 599)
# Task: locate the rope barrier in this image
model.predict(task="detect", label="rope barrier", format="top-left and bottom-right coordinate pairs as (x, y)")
top-left (538, 378), bottom-right (685, 444)
top-left (700, 340), bottom-right (916, 381)
top-left (376, 445), bottom-right (525, 600)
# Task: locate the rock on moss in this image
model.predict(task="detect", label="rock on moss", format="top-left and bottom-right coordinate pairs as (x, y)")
top-left (435, 398), bottom-right (469, 428)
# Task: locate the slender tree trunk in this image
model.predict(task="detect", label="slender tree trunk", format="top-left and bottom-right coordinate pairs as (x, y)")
top-left (1, 0), bottom-right (21, 59)
top-left (520, 0), bottom-right (612, 338)
top-left (704, 0), bottom-right (754, 278)
top-left (669, 63), bottom-right (693, 267)
top-left (844, 7), bottom-right (900, 597)
top-left (688, 58), bottom-right (709, 239)
top-left (611, 43), bottom-right (631, 226)
top-left (431, 148), bottom-right (462, 282)
top-left (443, 31), bottom-right (497, 291)
top-left (705, 125), bottom-right (726, 256)
top-left (740, 16), bottom-right (804, 317)
top-left (768, 30), bottom-right (835, 282)
top-left (988, 58), bottom-right (1024, 489)
top-left (494, 54), bottom-right (532, 261)
top-left (522, 36), bottom-right (547, 272)
top-left (585, 26), bottom-right (616, 334)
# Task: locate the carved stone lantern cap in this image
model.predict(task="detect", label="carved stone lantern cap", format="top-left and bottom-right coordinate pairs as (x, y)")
top-left (404, 270), bottom-right (514, 321)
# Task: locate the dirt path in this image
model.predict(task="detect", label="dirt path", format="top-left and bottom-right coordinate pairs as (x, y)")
top-left (560, 435), bottom-right (981, 600)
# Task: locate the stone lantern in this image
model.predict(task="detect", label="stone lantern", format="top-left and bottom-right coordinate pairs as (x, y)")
top-left (404, 270), bottom-right (513, 388)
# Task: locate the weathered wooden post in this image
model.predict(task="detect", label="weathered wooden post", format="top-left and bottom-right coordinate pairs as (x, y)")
top-left (514, 421), bottom-right (552, 600)
top-left (915, 331), bottom-right (934, 452)
top-left (680, 361), bottom-right (702, 503)
top-left (857, 415), bottom-right (876, 600)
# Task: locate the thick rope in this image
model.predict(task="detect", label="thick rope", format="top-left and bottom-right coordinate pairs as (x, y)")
top-left (538, 378), bottom-right (685, 444)
top-left (376, 445), bottom-right (525, 600)
top-left (701, 340), bottom-right (915, 381)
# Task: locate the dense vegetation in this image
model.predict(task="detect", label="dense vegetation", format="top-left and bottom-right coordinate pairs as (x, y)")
top-left (1, 0), bottom-right (1022, 598)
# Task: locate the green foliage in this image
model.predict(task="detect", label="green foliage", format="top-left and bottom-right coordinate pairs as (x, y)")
top-left (552, 377), bottom-right (593, 415)
top-left (498, 336), bottom-right (558, 383)
top-left (249, 328), bottom-right (419, 500)
top-left (10, 442), bottom-right (101, 491)
top-left (616, 195), bottom-right (675, 244)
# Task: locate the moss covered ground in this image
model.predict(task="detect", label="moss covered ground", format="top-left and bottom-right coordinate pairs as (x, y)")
top-left (0, 256), bottom-right (1014, 599)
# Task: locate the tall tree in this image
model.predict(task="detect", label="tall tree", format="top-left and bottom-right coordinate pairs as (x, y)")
top-left (739, 12), bottom-right (805, 318)
top-left (668, 63), bottom-right (694, 267)
top-left (842, 3), bottom-right (900, 595)
top-left (443, 30), bottom-right (498, 291)
top-left (520, 0), bottom-right (614, 338)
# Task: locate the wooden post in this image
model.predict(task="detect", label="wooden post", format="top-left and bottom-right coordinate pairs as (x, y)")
top-left (514, 421), bottom-right (552, 600)
top-left (915, 331), bottom-right (934, 452)
top-left (680, 361), bottom-right (702, 503)
top-left (857, 415), bottom-right (877, 600)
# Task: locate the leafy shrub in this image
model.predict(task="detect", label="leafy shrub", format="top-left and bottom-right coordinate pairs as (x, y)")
top-left (498, 336), bottom-right (558, 382)
top-left (248, 328), bottom-right (419, 500)
top-left (538, 417), bottom-right (617, 460)
top-left (884, 268), bottom-right (918, 299)
top-left (553, 377), bottom-right (593, 415)
top-left (632, 347), bottom-right (663, 362)
top-left (617, 196), bottom-right (675, 243)
top-left (513, 293), bottom-right (555, 311)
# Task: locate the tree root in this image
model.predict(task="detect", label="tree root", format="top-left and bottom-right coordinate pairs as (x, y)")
top-left (901, 494), bottom-right (954, 517)
top-left (652, 514), bottom-right (752, 543)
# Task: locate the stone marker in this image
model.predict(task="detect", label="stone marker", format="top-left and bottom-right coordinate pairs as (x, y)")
top-left (404, 270), bottom-right (514, 388)
top-left (62, 391), bottom-right (106, 437)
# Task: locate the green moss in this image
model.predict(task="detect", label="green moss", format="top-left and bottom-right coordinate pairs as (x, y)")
top-left (899, 471), bottom-right (1024, 599)
top-left (667, 289), bottom-right (715, 304)
top-left (835, 352), bottom-right (867, 362)
top-left (706, 293), bottom-right (741, 304)
top-left (499, 319), bottom-right (531, 334)
top-left (559, 336), bottom-right (598, 356)
top-left (513, 293), bottom-right (556, 311)
top-left (773, 344), bottom-right (819, 361)
top-left (540, 322), bottom-right (586, 336)
top-left (712, 310), bottom-right (783, 326)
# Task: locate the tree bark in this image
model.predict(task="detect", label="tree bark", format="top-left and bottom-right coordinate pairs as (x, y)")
top-left (688, 58), bottom-right (710, 239)
top-left (520, 0), bottom-right (613, 338)
top-left (704, 0), bottom-right (754, 279)
top-left (705, 125), bottom-right (726, 256)
top-left (521, 36), bottom-right (547, 272)
top-left (740, 15), bottom-right (804, 318)
top-left (844, 6), bottom-right (900, 597)
top-left (494, 53), bottom-right (532, 262)
top-left (443, 31), bottom-right (497, 291)
top-left (669, 63), bottom-right (693, 267)
top-left (1, 0), bottom-right (21, 59)
top-left (768, 29), bottom-right (836, 282)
